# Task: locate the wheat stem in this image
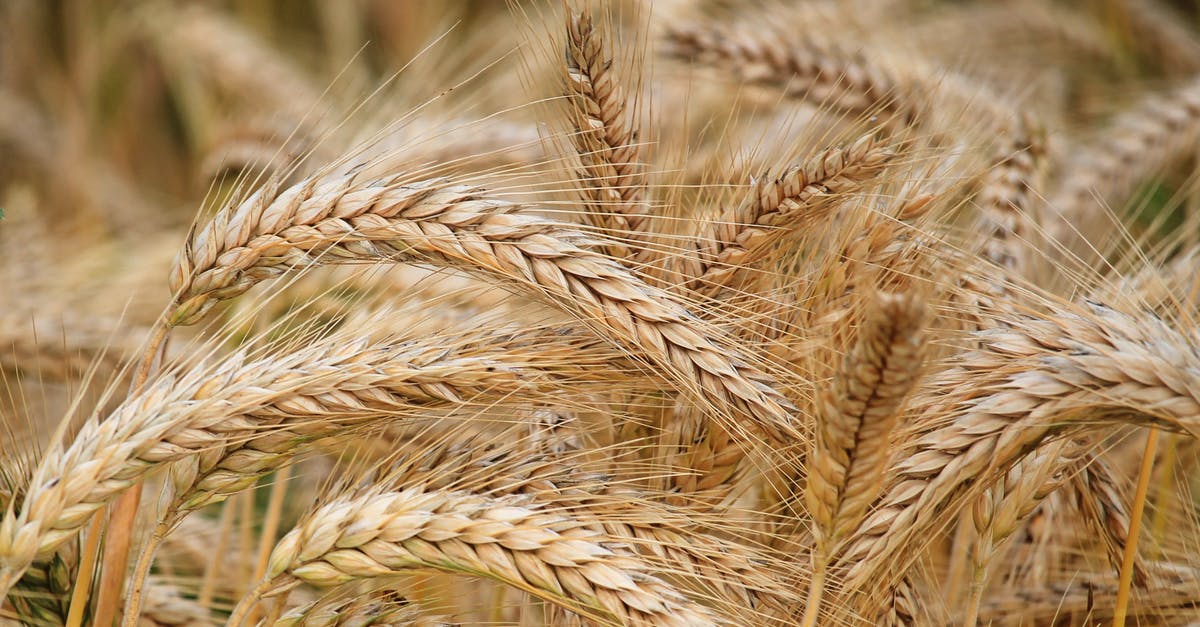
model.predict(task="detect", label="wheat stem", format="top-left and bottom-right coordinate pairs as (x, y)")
top-left (1113, 428), bottom-right (1158, 627)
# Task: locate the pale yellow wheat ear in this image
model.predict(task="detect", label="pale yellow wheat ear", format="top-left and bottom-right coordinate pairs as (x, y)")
top-left (11, 0), bottom-right (1200, 623)
top-left (1046, 75), bottom-right (1200, 259)
top-left (798, 290), bottom-right (926, 627)
top-left (271, 587), bottom-right (453, 626)
top-left (678, 133), bottom-right (894, 297)
top-left (165, 166), bottom-right (802, 495)
top-left (562, 6), bottom-right (649, 260)
top-left (0, 322), bottom-right (634, 595)
top-left (838, 299), bottom-right (1200, 600)
top-left (231, 486), bottom-right (720, 627)
top-left (661, 20), bottom-right (920, 129)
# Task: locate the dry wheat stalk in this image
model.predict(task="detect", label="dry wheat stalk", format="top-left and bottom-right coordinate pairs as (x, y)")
top-left (244, 487), bottom-right (720, 627)
top-left (839, 300), bottom-right (1199, 595)
top-left (563, 9), bottom-right (649, 258)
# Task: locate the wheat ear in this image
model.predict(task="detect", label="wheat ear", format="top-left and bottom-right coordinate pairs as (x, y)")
top-left (0, 328), bottom-right (622, 593)
top-left (270, 588), bottom-right (451, 626)
top-left (1047, 76), bottom-right (1200, 249)
top-left (839, 300), bottom-right (1197, 594)
top-left (236, 488), bottom-right (719, 627)
top-left (680, 135), bottom-right (892, 296)
top-left (5, 539), bottom-right (77, 625)
top-left (365, 431), bottom-right (799, 618)
top-left (564, 9), bottom-right (649, 258)
top-left (663, 23), bottom-right (918, 127)
top-left (168, 172), bottom-right (801, 499)
top-left (799, 291), bottom-right (925, 627)
top-left (973, 117), bottom-right (1044, 274)
top-left (963, 440), bottom-right (1077, 627)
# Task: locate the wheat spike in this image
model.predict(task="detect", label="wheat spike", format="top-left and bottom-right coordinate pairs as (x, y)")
top-left (0, 327), bottom-right (626, 591)
top-left (564, 9), bottom-right (649, 258)
top-left (973, 117), bottom-right (1044, 274)
top-left (270, 589), bottom-right (451, 627)
top-left (663, 22), bottom-right (918, 126)
top-left (1048, 76), bottom-right (1200, 251)
top-left (807, 292), bottom-right (926, 548)
top-left (243, 487), bottom-right (720, 627)
top-left (167, 171), bottom-right (802, 501)
top-left (839, 300), bottom-right (1200, 593)
top-left (681, 135), bottom-right (893, 296)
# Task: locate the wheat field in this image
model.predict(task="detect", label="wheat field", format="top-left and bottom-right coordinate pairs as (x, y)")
top-left (4, 0), bottom-right (1200, 625)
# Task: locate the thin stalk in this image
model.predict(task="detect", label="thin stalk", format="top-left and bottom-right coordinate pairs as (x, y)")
top-left (963, 563), bottom-right (987, 627)
top-left (63, 513), bottom-right (104, 627)
top-left (799, 561), bottom-right (827, 627)
top-left (239, 490), bottom-right (255, 594)
top-left (943, 515), bottom-right (973, 606)
top-left (1114, 428), bottom-right (1159, 627)
top-left (226, 578), bottom-right (276, 627)
top-left (119, 519), bottom-right (172, 627)
top-left (1151, 434), bottom-right (1177, 552)
top-left (198, 501), bottom-right (236, 608)
top-left (247, 465), bottom-right (291, 625)
top-left (86, 321), bottom-right (171, 627)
